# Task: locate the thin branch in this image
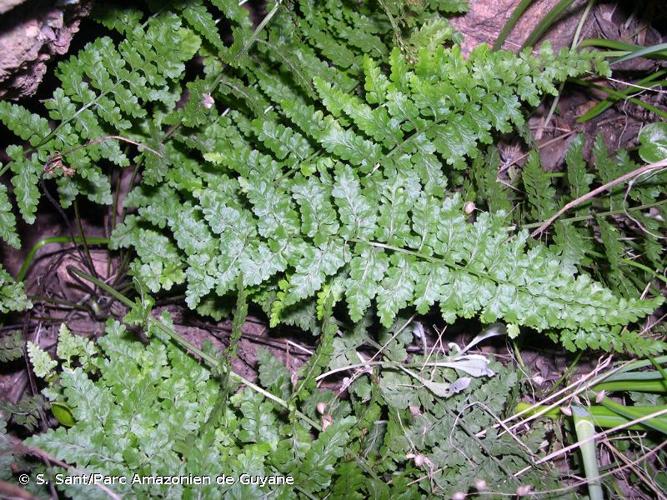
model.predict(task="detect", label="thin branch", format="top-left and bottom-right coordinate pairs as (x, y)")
top-left (530, 157), bottom-right (667, 237)
top-left (513, 407), bottom-right (667, 477)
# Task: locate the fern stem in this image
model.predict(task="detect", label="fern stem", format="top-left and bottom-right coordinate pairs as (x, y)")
top-left (32, 87), bottom-right (118, 152)
top-left (17, 236), bottom-right (109, 282)
top-left (67, 267), bottom-right (322, 431)
top-left (354, 239), bottom-right (506, 286)
top-left (209, 282), bottom-right (249, 429)
top-left (73, 201), bottom-right (97, 284)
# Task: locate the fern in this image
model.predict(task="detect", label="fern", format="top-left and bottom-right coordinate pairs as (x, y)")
top-left (0, 331), bottom-right (24, 362)
top-left (0, 395), bottom-right (46, 432)
top-left (114, 22), bottom-right (656, 353)
top-left (25, 320), bottom-right (366, 499)
top-left (522, 132), bottom-right (666, 299)
top-left (0, 11), bottom-right (202, 221)
top-left (0, 0), bottom-right (659, 355)
top-left (22, 319), bottom-right (561, 498)
top-left (0, 11), bottom-right (204, 316)
top-left (0, 269), bottom-right (30, 315)
top-left (522, 151), bottom-right (559, 221)
top-left (468, 148), bottom-right (513, 213)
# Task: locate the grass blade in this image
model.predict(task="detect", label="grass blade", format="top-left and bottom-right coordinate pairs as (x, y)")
top-left (573, 406), bottom-right (604, 500)
top-left (574, 73), bottom-right (667, 122)
top-left (515, 402), bottom-right (667, 430)
top-left (614, 42), bottom-right (667, 64)
top-left (593, 379), bottom-right (667, 393)
top-left (522, 0), bottom-right (577, 49)
top-left (493, 0), bottom-right (534, 50)
top-left (599, 398), bottom-right (667, 435)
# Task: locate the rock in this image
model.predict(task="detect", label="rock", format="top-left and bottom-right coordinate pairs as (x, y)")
top-left (0, 0), bottom-right (27, 15)
top-left (0, 0), bottom-right (92, 99)
top-left (451, 0), bottom-right (591, 55)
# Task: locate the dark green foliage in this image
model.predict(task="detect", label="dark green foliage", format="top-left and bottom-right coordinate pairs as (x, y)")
top-left (24, 320), bottom-right (559, 498)
top-left (0, 395), bottom-right (46, 432)
top-left (0, 269), bottom-right (30, 315)
top-left (1, 2), bottom-right (664, 497)
top-left (521, 133), bottom-right (667, 300)
top-left (0, 331), bottom-right (24, 362)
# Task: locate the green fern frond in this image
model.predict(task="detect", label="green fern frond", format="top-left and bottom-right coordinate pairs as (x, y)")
top-left (0, 269), bottom-right (31, 314)
top-left (522, 151), bottom-right (558, 221)
top-left (0, 1), bottom-right (654, 354)
top-left (0, 331), bottom-right (24, 363)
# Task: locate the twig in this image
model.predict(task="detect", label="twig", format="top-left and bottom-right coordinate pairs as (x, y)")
top-left (513, 407), bottom-right (667, 477)
top-left (478, 356), bottom-right (614, 439)
top-left (604, 441), bottom-right (666, 499)
top-left (9, 436), bottom-right (121, 500)
top-left (530, 157), bottom-right (667, 237)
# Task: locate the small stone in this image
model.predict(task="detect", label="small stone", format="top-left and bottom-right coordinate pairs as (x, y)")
top-left (201, 93), bottom-right (215, 109)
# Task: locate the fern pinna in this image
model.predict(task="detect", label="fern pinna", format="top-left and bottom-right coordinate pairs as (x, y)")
top-left (0, 0), bottom-right (662, 354)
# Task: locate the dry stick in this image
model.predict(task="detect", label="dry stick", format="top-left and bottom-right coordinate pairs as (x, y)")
top-left (467, 440), bottom-right (667, 498)
top-left (513, 407), bottom-right (667, 477)
top-left (604, 441), bottom-right (666, 500)
top-left (477, 356), bottom-right (613, 439)
top-left (530, 157), bottom-right (667, 237)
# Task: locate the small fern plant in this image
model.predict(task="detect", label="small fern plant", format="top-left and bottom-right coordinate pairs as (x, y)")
top-left (23, 319), bottom-right (560, 499)
top-left (0, 1), bottom-right (662, 353)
